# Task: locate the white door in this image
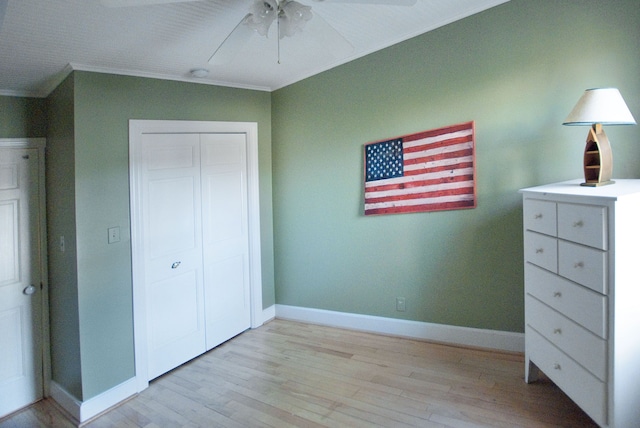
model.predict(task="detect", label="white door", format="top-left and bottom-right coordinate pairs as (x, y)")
top-left (140, 134), bottom-right (207, 380)
top-left (139, 132), bottom-right (252, 380)
top-left (201, 134), bottom-right (251, 349)
top-left (0, 147), bottom-right (44, 418)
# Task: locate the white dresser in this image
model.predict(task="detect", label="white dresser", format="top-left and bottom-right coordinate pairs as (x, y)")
top-left (520, 179), bottom-right (640, 428)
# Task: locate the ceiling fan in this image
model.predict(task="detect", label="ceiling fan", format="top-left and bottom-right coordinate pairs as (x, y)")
top-left (101, 0), bottom-right (417, 65)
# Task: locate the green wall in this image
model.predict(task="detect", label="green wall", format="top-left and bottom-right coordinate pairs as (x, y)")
top-left (46, 72), bottom-right (274, 400)
top-left (45, 74), bottom-right (83, 399)
top-left (271, 0), bottom-right (640, 332)
top-left (0, 95), bottom-right (47, 137)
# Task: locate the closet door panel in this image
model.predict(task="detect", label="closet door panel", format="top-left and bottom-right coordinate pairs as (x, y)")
top-left (201, 134), bottom-right (251, 350)
top-left (141, 133), bottom-right (206, 380)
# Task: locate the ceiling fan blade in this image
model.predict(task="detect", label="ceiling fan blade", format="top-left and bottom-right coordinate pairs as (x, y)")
top-left (208, 14), bottom-right (256, 65)
top-left (304, 11), bottom-right (353, 59)
top-left (100, 0), bottom-right (199, 7)
top-left (312, 0), bottom-right (416, 5)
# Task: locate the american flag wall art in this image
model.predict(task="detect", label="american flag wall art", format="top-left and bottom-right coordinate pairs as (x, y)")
top-left (364, 121), bottom-right (476, 215)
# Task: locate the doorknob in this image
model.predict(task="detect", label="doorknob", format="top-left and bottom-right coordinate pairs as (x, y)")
top-left (171, 261), bottom-right (181, 269)
top-left (23, 285), bottom-right (37, 295)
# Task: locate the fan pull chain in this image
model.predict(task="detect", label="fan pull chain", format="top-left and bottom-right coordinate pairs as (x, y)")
top-left (277, 16), bottom-right (281, 64)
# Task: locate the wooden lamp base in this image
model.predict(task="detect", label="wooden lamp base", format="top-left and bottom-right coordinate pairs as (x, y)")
top-left (581, 123), bottom-right (614, 187)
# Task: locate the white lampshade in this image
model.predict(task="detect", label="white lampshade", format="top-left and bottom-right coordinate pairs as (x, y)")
top-left (563, 88), bottom-right (636, 126)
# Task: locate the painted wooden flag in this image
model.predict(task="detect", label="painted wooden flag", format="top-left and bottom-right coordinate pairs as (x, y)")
top-left (364, 121), bottom-right (476, 215)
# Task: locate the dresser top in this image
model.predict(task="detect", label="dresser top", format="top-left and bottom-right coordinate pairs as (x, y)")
top-left (520, 179), bottom-right (640, 200)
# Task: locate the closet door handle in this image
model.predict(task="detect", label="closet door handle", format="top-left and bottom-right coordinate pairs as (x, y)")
top-left (171, 261), bottom-right (181, 269)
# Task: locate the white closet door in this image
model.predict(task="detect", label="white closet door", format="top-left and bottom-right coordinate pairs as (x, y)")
top-left (201, 134), bottom-right (251, 349)
top-left (0, 148), bottom-right (43, 417)
top-left (141, 134), bottom-right (206, 380)
top-left (139, 131), bottom-right (252, 380)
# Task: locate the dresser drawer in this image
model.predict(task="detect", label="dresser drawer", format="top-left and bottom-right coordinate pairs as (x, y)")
top-left (526, 295), bottom-right (606, 381)
top-left (558, 240), bottom-right (607, 295)
top-left (524, 231), bottom-right (557, 273)
top-left (557, 203), bottom-right (607, 250)
top-left (525, 263), bottom-right (607, 338)
top-left (526, 327), bottom-right (606, 427)
top-left (523, 199), bottom-right (557, 236)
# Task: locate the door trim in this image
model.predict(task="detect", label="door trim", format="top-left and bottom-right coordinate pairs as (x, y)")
top-left (128, 121), bottom-right (263, 393)
top-left (0, 138), bottom-right (50, 400)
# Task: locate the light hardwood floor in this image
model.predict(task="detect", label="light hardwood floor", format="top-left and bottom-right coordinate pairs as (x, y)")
top-left (1, 319), bottom-right (597, 427)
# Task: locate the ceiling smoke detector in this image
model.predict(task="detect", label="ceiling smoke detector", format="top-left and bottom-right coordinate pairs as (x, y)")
top-left (190, 68), bottom-right (209, 78)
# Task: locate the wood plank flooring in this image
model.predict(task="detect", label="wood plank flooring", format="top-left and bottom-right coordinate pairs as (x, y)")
top-left (0, 319), bottom-right (597, 427)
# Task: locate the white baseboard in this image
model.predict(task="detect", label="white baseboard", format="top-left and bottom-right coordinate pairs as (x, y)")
top-left (275, 304), bottom-right (524, 353)
top-left (262, 304), bottom-right (276, 323)
top-left (50, 377), bottom-right (137, 424)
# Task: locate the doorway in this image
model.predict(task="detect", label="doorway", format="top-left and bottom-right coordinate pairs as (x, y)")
top-left (0, 138), bottom-right (48, 418)
top-left (129, 121), bottom-right (263, 392)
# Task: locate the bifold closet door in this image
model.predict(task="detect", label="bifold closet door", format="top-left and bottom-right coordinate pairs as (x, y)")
top-left (201, 133), bottom-right (251, 350)
top-left (140, 132), bottom-right (251, 380)
top-left (141, 133), bottom-right (206, 380)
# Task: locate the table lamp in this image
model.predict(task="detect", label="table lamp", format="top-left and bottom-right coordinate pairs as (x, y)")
top-left (563, 88), bottom-right (636, 186)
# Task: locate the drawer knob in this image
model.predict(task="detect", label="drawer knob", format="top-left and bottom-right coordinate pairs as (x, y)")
top-left (574, 261), bottom-right (584, 269)
top-left (535, 248), bottom-right (544, 254)
top-left (534, 213), bottom-right (543, 219)
top-left (553, 363), bottom-right (561, 370)
top-left (553, 291), bottom-right (562, 298)
top-left (553, 328), bottom-right (562, 335)
top-left (573, 220), bottom-right (584, 228)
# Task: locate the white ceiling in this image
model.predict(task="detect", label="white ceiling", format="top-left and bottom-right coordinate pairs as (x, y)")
top-left (0, 0), bottom-right (508, 97)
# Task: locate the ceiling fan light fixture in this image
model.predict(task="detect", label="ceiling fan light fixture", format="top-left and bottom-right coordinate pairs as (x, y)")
top-left (244, 0), bottom-right (312, 39)
top-left (246, 0), bottom-right (278, 36)
top-left (279, 1), bottom-right (312, 38)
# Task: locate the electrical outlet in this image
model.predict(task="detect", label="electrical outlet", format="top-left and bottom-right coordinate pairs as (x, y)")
top-left (108, 226), bottom-right (120, 244)
top-left (396, 297), bottom-right (406, 312)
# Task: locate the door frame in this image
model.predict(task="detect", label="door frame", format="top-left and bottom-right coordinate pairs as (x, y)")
top-left (128, 120), bottom-right (263, 392)
top-left (0, 138), bottom-right (50, 401)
